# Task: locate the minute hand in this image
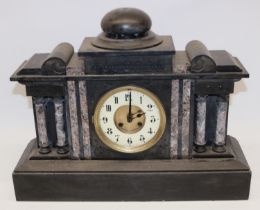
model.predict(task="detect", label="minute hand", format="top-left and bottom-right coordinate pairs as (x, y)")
top-left (127, 91), bottom-right (132, 122)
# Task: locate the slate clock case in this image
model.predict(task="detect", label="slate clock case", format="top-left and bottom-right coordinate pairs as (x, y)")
top-left (10, 8), bottom-right (251, 201)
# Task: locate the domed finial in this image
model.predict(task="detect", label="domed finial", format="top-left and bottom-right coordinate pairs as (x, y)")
top-left (101, 8), bottom-right (152, 39)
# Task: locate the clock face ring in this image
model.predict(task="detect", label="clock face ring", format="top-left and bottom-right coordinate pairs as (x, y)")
top-left (93, 85), bottom-right (166, 153)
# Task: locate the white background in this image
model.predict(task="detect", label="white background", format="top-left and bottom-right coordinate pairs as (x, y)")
top-left (0, 0), bottom-right (259, 209)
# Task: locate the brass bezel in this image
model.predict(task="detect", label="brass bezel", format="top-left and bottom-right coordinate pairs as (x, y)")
top-left (93, 86), bottom-right (166, 153)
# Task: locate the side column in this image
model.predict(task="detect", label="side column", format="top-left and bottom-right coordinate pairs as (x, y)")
top-left (213, 96), bottom-right (228, 153)
top-left (54, 98), bottom-right (68, 154)
top-left (34, 98), bottom-right (50, 154)
top-left (194, 96), bottom-right (207, 153)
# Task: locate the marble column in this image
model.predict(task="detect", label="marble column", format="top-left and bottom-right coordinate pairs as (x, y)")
top-left (54, 98), bottom-right (68, 154)
top-left (35, 98), bottom-right (50, 154)
top-left (215, 96), bottom-right (228, 146)
top-left (194, 96), bottom-right (207, 147)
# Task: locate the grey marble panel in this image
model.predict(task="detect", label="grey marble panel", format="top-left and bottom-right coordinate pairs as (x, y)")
top-left (79, 81), bottom-right (91, 159)
top-left (181, 80), bottom-right (191, 158)
top-left (170, 80), bottom-right (179, 159)
top-left (215, 97), bottom-right (228, 146)
top-left (195, 96), bottom-right (207, 146)
top-left (67, 81), bottom-right (80, 159)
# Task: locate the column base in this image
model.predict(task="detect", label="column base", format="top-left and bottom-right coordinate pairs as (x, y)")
top-left (194, 144), bottom-right (207, 153)
top-left (39, 146), bottom-right (51, 154)
top-left (13, 136), bottom-right (251, 201)
top-left (212, 144), bottom-right (226, 153)
top-left (57, 145), bottom-right (69, 154)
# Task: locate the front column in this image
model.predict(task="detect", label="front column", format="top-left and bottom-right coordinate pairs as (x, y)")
top-left (213, 96), bottom-right (228, 152)
top-left (35, 98), bottom-right (50, 154)
top-left (194, 96), bottom-right (207, 153)
top-left (54, 98), bottom-right (68, 154)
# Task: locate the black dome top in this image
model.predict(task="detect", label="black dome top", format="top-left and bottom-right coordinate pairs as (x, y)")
top-left (101, 8), bottom-right (152, 39)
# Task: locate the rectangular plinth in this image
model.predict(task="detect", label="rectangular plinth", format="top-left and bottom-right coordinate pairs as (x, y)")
top-left (13, 136), bottom-right (251, 201)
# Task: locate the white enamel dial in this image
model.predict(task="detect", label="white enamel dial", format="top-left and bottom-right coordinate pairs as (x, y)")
top-left (93, 86), bottom-right (166, 153)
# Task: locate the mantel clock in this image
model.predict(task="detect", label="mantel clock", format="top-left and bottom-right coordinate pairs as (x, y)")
top-left (10, 8), bottom-right (251, 201)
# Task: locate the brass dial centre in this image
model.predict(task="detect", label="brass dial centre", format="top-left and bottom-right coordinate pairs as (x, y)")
top-left (114, 105), bottom-right (145, 134)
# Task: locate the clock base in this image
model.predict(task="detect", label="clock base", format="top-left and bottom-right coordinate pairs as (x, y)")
top-left (13, 136), bottom-right (251, 201)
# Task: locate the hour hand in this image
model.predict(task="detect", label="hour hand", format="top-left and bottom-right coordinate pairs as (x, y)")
top-left (131, 111), bottom-right (145, 119)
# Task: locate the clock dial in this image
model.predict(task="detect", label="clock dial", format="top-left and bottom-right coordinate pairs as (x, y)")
top-left (93, 86), bottom-right (166, 153)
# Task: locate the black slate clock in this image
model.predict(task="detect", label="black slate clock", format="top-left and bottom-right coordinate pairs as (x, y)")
top-left (10, 8), bottom-right (251, 201)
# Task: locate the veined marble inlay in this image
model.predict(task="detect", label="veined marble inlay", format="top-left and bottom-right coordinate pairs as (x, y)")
top-left (79, 81), bottom-right (91, 159)
top-left (66, 56), bottom-right (91, 159)
top-left (170, 80), bottom-right (179, 159)
top-left (67, 81), bottom-right (80, 159)
top-left (181, 80), bottom-right (191, 158)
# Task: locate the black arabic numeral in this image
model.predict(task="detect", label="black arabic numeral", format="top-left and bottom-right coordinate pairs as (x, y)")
top-left (107, 128), bottom-right (113, 135)
top-left (148, 127), bottom-right (153, 134)
top-left (114, 97), bottom-right (119, 104)
top-left (150, 116), bottom-right (156, 123)
top-left (140, 96), bottom-right (143, 104)
top-left (139, 135), bottom-right (145, 142)
top-left (147, 104), bottom-right (153, 110)
top-left (115, 135), bottom-right (120, 142)
top-left (102, 117), bottom-right (108, 124)
top-left (106, 105), bottom-right (112, 112)
top-left (127, 137), bottom-right (133, 145)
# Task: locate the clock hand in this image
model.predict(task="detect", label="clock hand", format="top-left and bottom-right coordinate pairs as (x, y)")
top-left (131, 112), bottom-right (145, 119)
top-left (127, 90), bottom-right (132, 122)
